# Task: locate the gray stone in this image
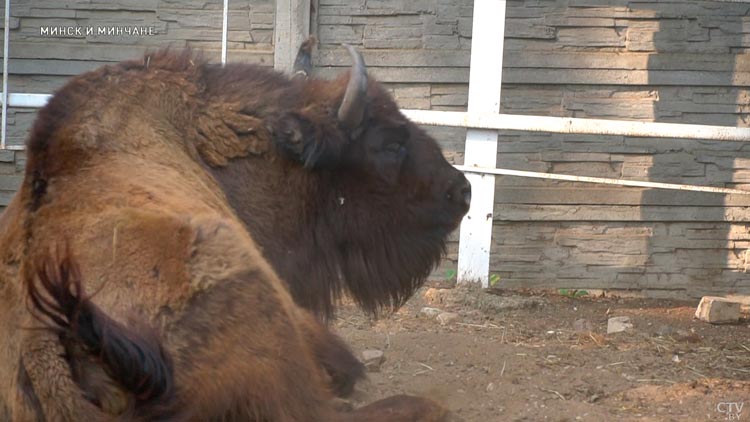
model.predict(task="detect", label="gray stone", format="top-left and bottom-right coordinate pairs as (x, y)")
top-left (607, 316), bottom-right (633, 334)
top-left (695, 296), bottom-right (741, 324)
top-left (361, 349), bottom-right (385, 372)
top-left (420, 307), bottom-right (443, 318)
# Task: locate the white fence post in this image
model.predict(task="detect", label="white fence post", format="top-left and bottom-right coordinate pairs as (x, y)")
top-left (2, 0), bottom-right (10, 150)
top-left (221, 0), bottom-right (229, 65)
top-left (457, 0), bottom-right (506, 286)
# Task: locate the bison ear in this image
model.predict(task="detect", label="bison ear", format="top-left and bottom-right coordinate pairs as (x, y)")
top-left (292, 36), bottom-right (316, 79)
top-left (270, 112), bottom-right (346, 169)
top-left (337, 44), bottom-right (368, 133)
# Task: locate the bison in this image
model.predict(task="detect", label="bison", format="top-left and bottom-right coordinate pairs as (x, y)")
top-left (0, 43), bottom-right (469, 420)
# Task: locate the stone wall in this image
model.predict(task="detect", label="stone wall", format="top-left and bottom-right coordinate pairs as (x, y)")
top-left (2, 0), bottom-right (749, 296)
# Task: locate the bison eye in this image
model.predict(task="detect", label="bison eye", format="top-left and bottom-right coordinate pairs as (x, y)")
top-left (383, 142), bottom-right (405, 155)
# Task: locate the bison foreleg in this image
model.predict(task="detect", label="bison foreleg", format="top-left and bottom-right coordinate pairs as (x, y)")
top-left (296, 309), bottom-right (365, 397)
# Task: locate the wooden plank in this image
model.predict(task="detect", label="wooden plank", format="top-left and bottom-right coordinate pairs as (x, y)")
top-left (0, 191), bottom-right (15, 207)
top-left (495, 187), bottom-right (750, 207)
top-left (274, 0), bottom-right (311, 73)
top-left (0, 175), bottom-right (22, 191)
top-left (9, 59), bottom-right (111, 76)
top-left (4, 42), bottom-right (151, 62)
top-left (502, 69), bottom-right (750, 87)
top-left (0, 150), bottom-right (13, 162)
top-left (314, 67), bottom-right (750, 86)
top-left (494, 204), bottom-right (750, 222)
top-left (316, 47), bottom-right (470, 68)
top-left (313, 50), bottom-right (747, 73)
top-left (510, 52), bottom-right (750, 73)
top-left (314, 66), bottom-right (469, 83)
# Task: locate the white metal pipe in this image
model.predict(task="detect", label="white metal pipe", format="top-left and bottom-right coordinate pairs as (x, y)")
top-left (6, 95), bottom-right (750, 145)
top-left (403, 110), bottom-right (750, 142)
top-left (2, 93), bottom-right (50, 108)
top-left (456, 165), bottom-right (750, 196)
top-left (457, 0), bottom-right (507, 287)
top-left (221, 0), bottom-right (228, 65)
top-left (4, 96), bottom-right (750, 145)
top-left (1, 0), bottom-right (9, 149)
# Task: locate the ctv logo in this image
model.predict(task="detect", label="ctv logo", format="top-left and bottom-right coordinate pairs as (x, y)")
top-left (717, 402), bottom-right (744, 420)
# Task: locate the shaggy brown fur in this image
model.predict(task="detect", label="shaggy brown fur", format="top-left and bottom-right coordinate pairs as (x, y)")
top-left (0, 46), bottom-right (461, 420)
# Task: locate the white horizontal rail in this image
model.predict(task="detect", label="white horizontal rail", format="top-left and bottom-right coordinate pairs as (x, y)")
top-left (4, 97), bottom-right (749, 148)
top-left (403, 109), bottom-right (750, 142)
top-left (1, 93), bottom-right (51, 108)
top-left (8, 99), bottom-right (750, 142)
top-left (456, 165), bottom-right (750, 195)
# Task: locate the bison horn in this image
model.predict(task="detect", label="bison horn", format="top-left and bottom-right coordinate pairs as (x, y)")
top-left (337, 44), bottom-right (368, 131)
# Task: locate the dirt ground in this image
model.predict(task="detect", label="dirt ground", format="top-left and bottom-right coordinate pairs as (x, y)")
top-left (335, 284), bottom-right (750, 422)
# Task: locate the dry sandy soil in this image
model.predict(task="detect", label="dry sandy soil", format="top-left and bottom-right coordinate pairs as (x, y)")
top-left (335, 285), bottom-right (750, 422)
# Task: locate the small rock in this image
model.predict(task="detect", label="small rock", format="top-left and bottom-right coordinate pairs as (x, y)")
top-left (672, 354), bottom-right (681, 363)
top-left (361, 349), bottom-right (385, 372)
top-left (420, 307), bottom-right (443, 318)
top-left (607, 316), bottom-right (633, 334)
top-left (695, 296), bottom-right (741, 324)
top-left (486, 382), bottom-right (496, 392)
top-left (573, 318), bottom-right (594, 333)
top-left (437, 312), bottom-right (460, 325)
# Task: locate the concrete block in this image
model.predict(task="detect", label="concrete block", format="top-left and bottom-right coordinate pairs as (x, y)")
top-left (695, 296), bottom-right (741, 324)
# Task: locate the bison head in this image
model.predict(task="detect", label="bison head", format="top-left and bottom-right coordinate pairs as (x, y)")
top-left (207, 44), bottom-right (471, 318)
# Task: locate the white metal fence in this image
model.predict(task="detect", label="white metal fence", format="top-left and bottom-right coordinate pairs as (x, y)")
top-left (2, 0), bottom-right (749, 286)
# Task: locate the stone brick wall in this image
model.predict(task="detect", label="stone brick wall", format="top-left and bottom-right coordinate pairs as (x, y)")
top-left (2, 0), bottom-right (749, 296)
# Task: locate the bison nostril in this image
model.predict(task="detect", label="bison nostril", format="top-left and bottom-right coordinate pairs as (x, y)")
top-left (461, 184), bottom-right (471, 207)
top-left (446, 178), bottom-right (471, 208)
